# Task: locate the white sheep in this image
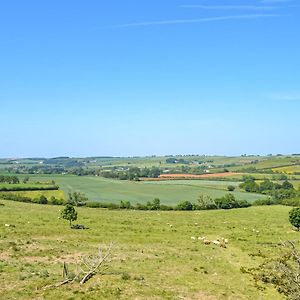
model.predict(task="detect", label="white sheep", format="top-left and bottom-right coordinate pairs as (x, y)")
top-left (212, 240), bottom-right (221, 245)
top-left (203, 239), bottom-right (211, 245)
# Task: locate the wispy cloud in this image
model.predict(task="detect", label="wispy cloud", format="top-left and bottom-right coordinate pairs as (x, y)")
top-left (106, 14), bottom-right (282, 29)
top-left (180, 5), bottom-right (278, 10)
top-left (266, 92), bottom-right (300, 101)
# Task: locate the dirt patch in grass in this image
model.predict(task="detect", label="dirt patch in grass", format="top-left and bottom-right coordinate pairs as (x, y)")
top-left (0, 251), bottom-right (11, 261)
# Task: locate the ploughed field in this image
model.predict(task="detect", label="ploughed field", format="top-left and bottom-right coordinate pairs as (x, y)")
top-left (13, 174), bottom-right (267, 205)
top-left (0, 200), bottom-right (294, 299)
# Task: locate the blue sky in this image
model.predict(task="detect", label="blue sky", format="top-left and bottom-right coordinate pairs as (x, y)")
top-left (0, 0), bottom-right (299, 157)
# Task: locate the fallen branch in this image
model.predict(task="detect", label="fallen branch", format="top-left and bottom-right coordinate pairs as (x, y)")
top-left (42, 278), bottom-right (72, 290)
top-left (80, 242), bottom-right (113, 284)
top-left (41, 242), bottom-right (114, 290)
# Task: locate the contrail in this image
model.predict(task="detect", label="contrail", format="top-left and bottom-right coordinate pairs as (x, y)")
top-left (180, 5), bottom-right (278, 10)
top-left (106, 14), bottom-right (283, 29)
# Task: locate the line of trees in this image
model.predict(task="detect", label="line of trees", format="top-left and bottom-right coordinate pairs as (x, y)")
top-left (239, 176), bottom-right (298, 200)
top-left (0, 175), bottom-right (19, 184)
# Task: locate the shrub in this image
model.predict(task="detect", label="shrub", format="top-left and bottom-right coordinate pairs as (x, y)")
top-left (237, 199), bottom-right (252, 208)
top-left (227, 185), bottom-right (236, 192)
top-left (282, 198), bottom-right (300, 207)
top-left (289, 208), bottom-right (300, 230)
top-left (160, 205), bottom-right (174, 211)
top-left (215, 194), bottom-right (240, 209)
top-left (107, 203), bottom-right (120, 210)
top-left (49, 196), bottom-right (65, 205)
top-left (86, 201), bottom-right (103, 208)
top-left (120, 200), bottom-right (131, 209)
top-left (253, 198), bottom-right (276, 206)
top-left (196, 194), bottom-right (217, 210)
top-left (134, 203), bottom-right (148, 210)
top-left (176, 201), bottom-right (193, 211)
top-left (146, 198), bottom-right (160, 210)
top-left (38, 195), bottom-right (48, 204)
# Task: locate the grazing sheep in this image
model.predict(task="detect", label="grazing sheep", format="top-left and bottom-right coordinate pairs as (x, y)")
top-left (212, 240), bottom-right (221, 245)
top-left (191, 236), bottom-right (196, 240)
top-left (5, 224), bottom-right (15, 227)
top-left (203, 239), bottom-right (211, 245)
top-left (198, 236), bottom-right (205, 241)
top-left (221, 238), bottom-right (229, 244)
top-left (220, 242), bottom-right (227, 248)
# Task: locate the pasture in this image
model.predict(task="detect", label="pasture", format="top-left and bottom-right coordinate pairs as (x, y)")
top-left (13, 174), bottom-right (266, 204)
top-left (272, 165), bottom-right (300, 174)
top-left (0, 190), bottom-right (66, 200)
top-left (0, 200), bottom-right (296, 299)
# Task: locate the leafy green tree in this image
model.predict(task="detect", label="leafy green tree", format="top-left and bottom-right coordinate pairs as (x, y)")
top-left (120, 200), bottom-right (131, 209)
top-left (196, 194), bottom-right (217, 210)
top-left (282, 180), bottom-right (294, 190)
top-left (259, 179), bottom-right (274, 192)
top-left (61, 204), bottom-right (78, 227)
top-left (289, 208), bottom-right (300, 231)
top-left (146, 198), bottom-right (160, 210)
top-left (215, 194), bottom-right (240, 209)
top-left (239, 179), bottom-right (259, 193)
top-left (68, 192), bottom-right (88, 206)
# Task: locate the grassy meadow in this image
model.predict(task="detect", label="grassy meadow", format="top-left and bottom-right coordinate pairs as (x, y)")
top-left (0, 200), bottom-right (297, 299)
top-left (12, 174), bottom-right (266, 205)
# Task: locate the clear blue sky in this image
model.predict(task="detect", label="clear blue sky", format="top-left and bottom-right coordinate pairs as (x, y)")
top-left (0, 0), bottom-right (299, 157)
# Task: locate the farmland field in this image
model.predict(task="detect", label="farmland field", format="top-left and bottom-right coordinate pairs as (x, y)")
top-left (12, 174), bottom-right (266, 204)
top-left (0, 200), bottom-right (295, 299)
top-left (0, 190), bottom-right (66, 200)
top-left (272, 165), bottom-right (300, 174)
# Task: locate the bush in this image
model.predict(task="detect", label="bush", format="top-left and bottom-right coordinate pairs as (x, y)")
top-left (38, 195), bottom-right (48, 204)
top-left (146, 198), bottom-right (160, 210)
top-left (160, 204), bottom-right (174, 211)
top-left (176, 201), bottom-right (193, 211)
top-left (215, 194), bottom-right (240, 209)
top-left (107, 203), bottom-right (120, 210)
top-left (120, 200), bottom-right (131, 209)
top-left (49, 196), bottom-right (65, 205)
top-left (289, 208), bottom-right (300, 230)
top-left (237, 199), bottom-right (252, 208)
top-left (134, 203), bottom-right (148, 210)
top-left (282, 198), bottom-right (300, 207)
top-left (227, 185), bottom-right (236, 192)
top-left (253, 198), bottom-right (276, 206)
top-left (0, 193), bottom-right (32, 203)
top-left (196, 194), bottom-right (217, 210)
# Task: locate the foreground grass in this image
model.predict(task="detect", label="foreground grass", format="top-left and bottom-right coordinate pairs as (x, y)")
top-left (0, 201), bottom-right (298, 299)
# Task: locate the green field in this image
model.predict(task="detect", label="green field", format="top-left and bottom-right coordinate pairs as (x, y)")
top-left (0, 200), bottom-right (296, 299)
top-left (13, 174), bottom-right (266, 204)
top-left (272, 165), bottom-right (300, 174)
top-left (0, 190), bottom-right (66, 200)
